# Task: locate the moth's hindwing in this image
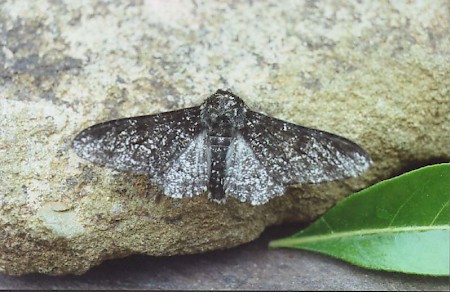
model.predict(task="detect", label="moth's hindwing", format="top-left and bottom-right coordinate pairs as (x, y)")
top-left (153, 131), bottom-right (211, 198)
top-left (224, 134), bottom-right (285, 205)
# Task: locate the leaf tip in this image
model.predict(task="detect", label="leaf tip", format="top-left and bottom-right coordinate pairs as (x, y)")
top-left (268, 239), bottom-right (285, 249)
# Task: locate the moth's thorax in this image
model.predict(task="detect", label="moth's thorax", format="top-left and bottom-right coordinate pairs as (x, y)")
top-left (200, 90), bottom-right (248, 137)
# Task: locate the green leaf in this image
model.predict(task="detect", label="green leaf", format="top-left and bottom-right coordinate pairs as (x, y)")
top-left (270, 163), bottom-right (450, 276)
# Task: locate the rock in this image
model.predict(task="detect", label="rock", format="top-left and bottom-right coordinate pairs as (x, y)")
top-left (0, 1), bottom-right (448, 275)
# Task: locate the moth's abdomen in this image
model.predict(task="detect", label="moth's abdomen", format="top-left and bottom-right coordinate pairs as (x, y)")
top-left (208, 136), bottom-right (232, 202)
top-left (209, 136), bottom-right (232, 147)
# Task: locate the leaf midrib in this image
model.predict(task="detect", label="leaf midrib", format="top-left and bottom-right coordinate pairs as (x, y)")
top-left (270, 224), bottom-right (449, 247)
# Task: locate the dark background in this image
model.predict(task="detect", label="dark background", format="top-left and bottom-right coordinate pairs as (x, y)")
top-left (1, 223), bottom-right (448, 290)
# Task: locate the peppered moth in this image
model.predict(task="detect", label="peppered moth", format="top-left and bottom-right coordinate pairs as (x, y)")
top-left (72, 89), bottom-right (372, 205)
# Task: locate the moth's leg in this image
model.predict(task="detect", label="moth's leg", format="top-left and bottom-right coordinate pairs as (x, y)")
top-left (153, 191), bottom-right (163, 204)
top-left (143, 179), bottom-right (163, 204)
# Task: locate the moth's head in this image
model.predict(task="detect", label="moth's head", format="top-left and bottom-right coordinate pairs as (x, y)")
top-left (200, 89), bottom-right (248, 133)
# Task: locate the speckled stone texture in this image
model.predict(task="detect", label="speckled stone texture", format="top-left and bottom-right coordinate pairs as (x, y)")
top-left (1, 0), bottom-right (449, 276)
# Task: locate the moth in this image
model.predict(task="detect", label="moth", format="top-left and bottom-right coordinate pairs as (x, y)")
top-left (72, 89), bottom-right (371, 205)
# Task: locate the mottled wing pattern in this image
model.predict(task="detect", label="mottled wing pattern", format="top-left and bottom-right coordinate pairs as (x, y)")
top-left (153, 131), bottom-right (211, 198)
top-left (72, 107), bottom-right (202, 177)
top-left (224, 134), bottom-right (286, 205)
top-left (241, 111), bottom-right (372, 186)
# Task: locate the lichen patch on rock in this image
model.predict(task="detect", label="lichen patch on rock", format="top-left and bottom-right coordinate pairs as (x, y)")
top-left (37, 202), bottom-right (84, 237)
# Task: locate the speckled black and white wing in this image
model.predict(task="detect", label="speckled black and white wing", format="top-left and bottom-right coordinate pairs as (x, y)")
top-left (72, 107), bottom-right (210, 197)
top-left (152, 130), bottom-right (211, 198)
top-left (240, 111), bottom-right (372, 187)
top-left (224, 134), bottom-right (286, 205)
